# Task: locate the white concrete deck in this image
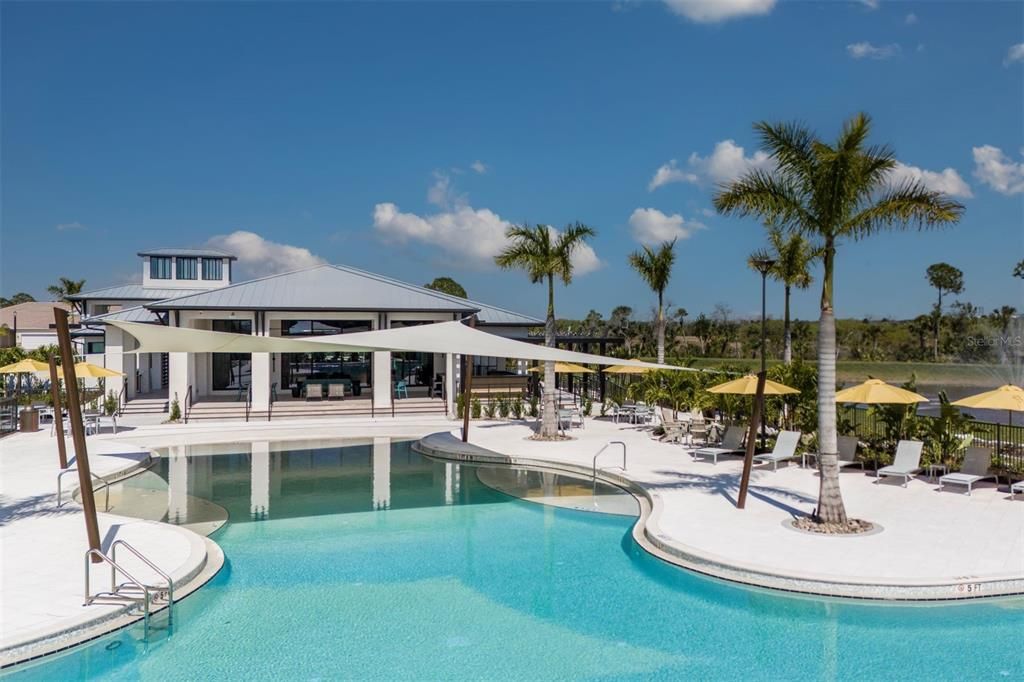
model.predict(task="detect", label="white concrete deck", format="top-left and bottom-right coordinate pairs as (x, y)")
top-left (0, 430), bottom-right (211, 660)
top-left (421, 418), bottom-right (1024, 600)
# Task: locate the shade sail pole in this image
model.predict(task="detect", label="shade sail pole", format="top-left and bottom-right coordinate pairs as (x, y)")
top-left (48, 356), bottom-right (68, 469)
top-left (54, 308), bottom-right (102, 561)
top-left (737, 370), bottom-right (767, 509)
top-left (461, 315), bottom-right (476, 443)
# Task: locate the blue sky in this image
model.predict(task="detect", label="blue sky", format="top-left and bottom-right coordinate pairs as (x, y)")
top-left (2, 0), bottom-right (1022, 322)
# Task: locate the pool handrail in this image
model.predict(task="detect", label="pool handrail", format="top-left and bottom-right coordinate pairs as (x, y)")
top-left (592, 440), bottom-right (627, 480)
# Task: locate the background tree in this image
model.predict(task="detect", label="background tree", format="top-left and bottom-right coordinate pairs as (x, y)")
top-left (423, 276), bottom-right (467, 298)
top-left (748, 228), bottom-right (817, 364)
top-left (925, 263), bottom-right (964, 360)
top-left (990, 305), bottom-right (1016, 334)
top-left (715, 113), bottom-right (963, 525)
top-left (628, 239), bottom-right (677, 364)
top-left (0, 292), bottom-right (36, 308)
top-left (495, 222), bottom-right (596, 438)
top-left (47, 277), bottom-right (85, 303)
top-left (1014, 260), bottom-right (1024, 280)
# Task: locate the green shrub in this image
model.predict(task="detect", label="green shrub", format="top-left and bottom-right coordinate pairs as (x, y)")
top-left (471, 397), bottom-right (482, 419)
top-left (582, 396), bottom-right (593, 417)
top-left (528, 395), bottom-right (539, 418)
top-left (455, 393), bottom-right (465, 419)
top-left (496, 396), bottom-right (508, 419)
top-left (103, 390), bottom-right (118, 416)
top-left (511, 398), bottom-right (524, 420)
top-left (169, 398), bottom-right (181, 422)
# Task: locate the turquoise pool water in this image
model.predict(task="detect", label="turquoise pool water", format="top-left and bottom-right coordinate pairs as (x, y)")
top-left (6, 438), bottom-right (1023, 681)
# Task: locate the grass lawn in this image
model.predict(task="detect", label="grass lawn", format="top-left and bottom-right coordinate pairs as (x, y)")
top-left (678, 358), bottom-right (1013, 387)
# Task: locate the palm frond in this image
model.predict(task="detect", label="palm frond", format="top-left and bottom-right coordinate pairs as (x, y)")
top-left (842, 181), bottom-right (965, 239)
top-left (714, 170), bottom-right (814, 230)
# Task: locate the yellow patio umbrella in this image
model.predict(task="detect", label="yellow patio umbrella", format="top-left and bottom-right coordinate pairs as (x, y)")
top-left (603, 361), bottom-right (653, 375)
top-left (706, 374), bottom-right (799, 395)
top-left (950, 384), bottom-right (1024, 426)
top-left (835, 379), bottom-right (928, 405)
top-left (0, 358), bottom-right (50, 374)
top-left (527, 362), bottom-right (594, 374)
top-left (71, 362), bottom-right (124, 379)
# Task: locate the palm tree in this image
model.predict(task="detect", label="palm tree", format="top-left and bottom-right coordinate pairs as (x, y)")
top-left (47, 277), bottom-right (86, 303)
top-left (628, 239), bottom-right (677, 364)
top-left (715, 113), bottom-right (963, 524)
top-left (495, 222), bottom-right (596, 438)
top-left (748, 228), bottom-right (818, 364)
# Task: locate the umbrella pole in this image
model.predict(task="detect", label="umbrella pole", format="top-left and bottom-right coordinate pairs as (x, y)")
top-left (737, 371), bottom-right (766, 509)
top-left (48, 357), bottom-right (68, 469)
top-left (54, 308), bottom-right (102, 562)
top-left (460, 316), bottom-right (476, 443)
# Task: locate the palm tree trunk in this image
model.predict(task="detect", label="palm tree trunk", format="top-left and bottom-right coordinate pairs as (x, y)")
top-left (816, 242), bottom-right (847, 524)
top-left (933, 289), bottom-right (942, 361)
top-left (782, 285), bottom-right (792, 365)
top-left (656, 292), bottom-right (665, 365)
top-left (541, 275), bottom-right (558, 438)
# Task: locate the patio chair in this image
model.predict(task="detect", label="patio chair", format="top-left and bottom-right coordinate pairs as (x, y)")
top-left (394, 381), bottom-right (409, 399)
top-left (875, 440), bottom-right (924, 487)
top-left (687, 419), bottom-right (708, 447)
top-left (632, 405), bottom-right (653, 425)
top-left (693, 425), bottom-right (747, 464)
top-left (1011, 480), bottom-right (1024, 498)
top-left (803, 435), bottom-right (861, 469)
top-left (303, 382), bottom-right (323, 401)
top-left (938, 446), bottom-right (996, 495)
top-left (50, 417), bottom-right (70, 437)
top-left (327, 383), bottom-right (346, 401)
top-left (753, 430), bottom-right (802, 471)
top-left (659, 407), bottom-right (686, 443)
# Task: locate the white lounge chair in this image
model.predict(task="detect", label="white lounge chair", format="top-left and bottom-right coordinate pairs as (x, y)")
top-left (693, 425), bottom-right (747, 464)
top-left (753, 430), bottom-right (802, 471)
top-left (938, 446), bottom-right (996, 495)
top-left (875, 440), bottom-right (924, 487)
top-left (1011, 481), bottom-right (1024, 498)
top-left (803, 435), bottom-right (861, 469)
top-left (659, 407), bottom-right (686, 443)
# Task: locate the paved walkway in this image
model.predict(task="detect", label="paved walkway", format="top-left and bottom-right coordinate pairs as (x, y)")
top-left (423, 418), bottom-right (1024, 600)
top-left (0, 430), bottom-right (209, 659)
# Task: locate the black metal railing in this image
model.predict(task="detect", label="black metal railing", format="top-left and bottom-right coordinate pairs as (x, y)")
top-left (117, 377), bottom-right (128, 417)
top-left (0, 396), bottom-right (17, 437)
top-left (244, 385), bottom-right (252, 422)
top-left (267, 385), bottom-right (275, 422)
top-left (183, 385), bottom-right (193, 424)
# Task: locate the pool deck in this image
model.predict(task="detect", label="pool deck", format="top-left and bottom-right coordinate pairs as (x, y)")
top-left (417, 418), bottom-right (1024, 601)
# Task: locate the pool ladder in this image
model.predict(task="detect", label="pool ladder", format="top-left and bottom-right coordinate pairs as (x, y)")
top-left (85, 540), bottom-right (174, 641)
top-left (592, 440), bottom-right (627, 481)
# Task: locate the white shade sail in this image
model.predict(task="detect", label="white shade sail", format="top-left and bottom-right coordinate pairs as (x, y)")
top-left (108, 320), bottom-right (694, 371)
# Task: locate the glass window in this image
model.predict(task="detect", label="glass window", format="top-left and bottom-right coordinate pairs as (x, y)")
top-left (176, 257), bottom-right (198, 280)
top-left (150, 257), bottom-right (171, 279)
top-left (278, 320), bottom-right (374, 391)
top-left (211, 320), bottom-right (252, 390)
top-left (86, 340), bottom-right (105, 354)
top-left (202, 258), bottom-right (223, 280)
top-left (280, 319), bottom-right (372, 336)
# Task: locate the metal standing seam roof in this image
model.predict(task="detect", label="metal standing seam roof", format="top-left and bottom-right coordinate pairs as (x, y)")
top-left (137, 248), bottom-right (237, 260)
top-left (67, 285), bottom-right (211, 301)
top-left (84, 305), bottom-right (162, 325)
top-left (146, 264), bottom-right (490, 315)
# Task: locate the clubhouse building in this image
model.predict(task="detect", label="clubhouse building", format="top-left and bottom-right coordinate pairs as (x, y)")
top-left (72, 248), bottom-right (541, 416)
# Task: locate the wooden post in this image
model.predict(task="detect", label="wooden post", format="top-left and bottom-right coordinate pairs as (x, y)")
top-left (737, 370), bottom-right (766, 509)
top-left (460, 315), bottom-right (476, 443)
top-left (48, 356), bottom-right (68, 469)
top-left (54, 308), bottom-right (102, 561)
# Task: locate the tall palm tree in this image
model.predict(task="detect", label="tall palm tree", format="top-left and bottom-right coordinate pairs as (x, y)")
top-left (628, 239), bottom-right (677, 365)
top-left (47, 277), bottom-right (86, 302)
top-left (715, 113), bottom-right (963, 524)
top-left (495, 222), bottom-right (596, 438)
top-left (748, 228), bottom-right (818, 364)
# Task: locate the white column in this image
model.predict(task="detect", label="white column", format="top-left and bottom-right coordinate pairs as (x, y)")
top-left (251, 314), bottom-right (270, 411)
top-left (250, 441), bottom-right (270, 520)
top-left (372, 437), bottom-right (391, 510)
top-left (445, 353), bottom-right (455, 416)
top-left (373, 351), bottom-right (392, 409)
top-left (167, 351), bottom-right (193, 412)
top-left (168, 446), bottom-right (188, 525)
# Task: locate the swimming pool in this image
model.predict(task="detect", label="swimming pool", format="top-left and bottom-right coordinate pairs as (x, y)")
top-left (6, 438), bottom-right (1022, 680)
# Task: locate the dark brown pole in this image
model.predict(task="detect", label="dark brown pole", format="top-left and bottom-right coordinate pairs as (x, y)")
top-left (54, 308), bottom-right (102, 561)
top-left (48, 356), bottom-right (68, 469)
top-left (736, 370), bottom-right (766, 510)
top-left (460, 315), bottom-right (476, 443)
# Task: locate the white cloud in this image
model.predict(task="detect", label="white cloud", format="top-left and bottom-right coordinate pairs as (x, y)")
top-left (904, 12), bottom-right (918, 25)
top-left (972, 145), bottom-right (1024, 195)
top-left (858, 0), bottom-right (879, 9)
top-left (888, 161), bottom-right (973, 198)
top-left (647, 160), bottom-right (698, 191)
top-left (206, 230), bottom-right (325, 276)
top-left (426, 171), bottom-right (466, 209)
top-left (628, 208), bottom-right (704, 245)
top-left (847, 42), bottom-right (901, 60)
top-left (56, 221), bottom-right (85, 231)
top-left (470, 160), bottom-right (488, 174)
top-left (1005, 43), bottom-right (1024, 67)
top-left (662, 0), bottom-right (775, 23)
top-left (650, 140), bottom-right (774, 191)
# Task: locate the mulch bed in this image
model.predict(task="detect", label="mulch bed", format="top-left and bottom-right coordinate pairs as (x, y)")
top-left (792, 517), bottom-right (875, 535)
